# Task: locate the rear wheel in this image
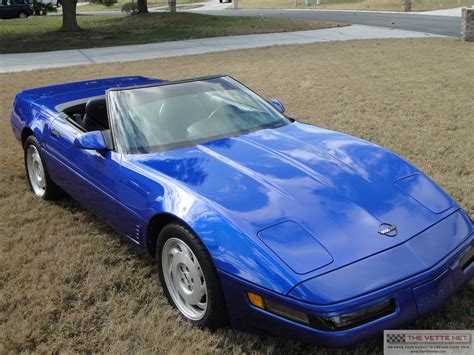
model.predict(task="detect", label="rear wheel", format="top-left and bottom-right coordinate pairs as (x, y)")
top-left (156, 223), bottom-right (228, 329)
top-left (18, 12), bottom-right (27, 18)
top-left (24, 136), bottom-right (62, 200)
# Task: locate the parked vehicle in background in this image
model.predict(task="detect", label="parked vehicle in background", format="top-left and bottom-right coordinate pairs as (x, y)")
top-left (0, 0), bottom-right (34, 18)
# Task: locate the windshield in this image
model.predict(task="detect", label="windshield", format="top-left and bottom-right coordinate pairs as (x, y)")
top-left (107, 76), bottom-right (290, 153)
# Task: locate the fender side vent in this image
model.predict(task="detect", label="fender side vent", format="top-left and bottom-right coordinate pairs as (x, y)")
top-left (134, 224), bottom-right (142, 241)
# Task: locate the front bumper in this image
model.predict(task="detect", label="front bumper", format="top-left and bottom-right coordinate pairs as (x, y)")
top-left (218, 230), bottom-right (473, 347)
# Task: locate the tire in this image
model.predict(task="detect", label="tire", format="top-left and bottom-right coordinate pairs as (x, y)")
top-left (24, 135), bottom-right (62, 200)
top-left (18, 12), bottom-right (27, 18)
top-left (156, 223), bottom-right (228, 330)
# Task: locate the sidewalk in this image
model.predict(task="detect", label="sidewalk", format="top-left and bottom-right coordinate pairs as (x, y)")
top-left (0, 25), bottom-right (444, 73)
top-left (416, 7), bottom-right (465, 17)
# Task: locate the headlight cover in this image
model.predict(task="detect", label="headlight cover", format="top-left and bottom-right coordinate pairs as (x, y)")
top-left (257, 220), bottom-right (333, 274)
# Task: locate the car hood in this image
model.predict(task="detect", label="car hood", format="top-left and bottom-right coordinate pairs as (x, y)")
top-left (133, 122), bottom-right (457, 278)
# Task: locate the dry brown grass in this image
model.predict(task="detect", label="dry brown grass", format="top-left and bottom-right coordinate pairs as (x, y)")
top-left (0, 38), bottom-right (473, 353)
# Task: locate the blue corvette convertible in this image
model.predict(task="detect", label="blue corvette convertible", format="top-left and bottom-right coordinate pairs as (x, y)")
top-left (11, 75), bottom-right (473, 347)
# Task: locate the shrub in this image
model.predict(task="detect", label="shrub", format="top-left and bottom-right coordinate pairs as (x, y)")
top-left (33, 2), bottom-right (57, 16)
top-left (121, 1), bottom-right (138, 14)
top-left (99, 0), bottom-right (118, 7)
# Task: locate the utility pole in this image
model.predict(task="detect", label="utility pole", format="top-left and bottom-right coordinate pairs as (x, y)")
top-left (233, 0), bottom-right (238, 10)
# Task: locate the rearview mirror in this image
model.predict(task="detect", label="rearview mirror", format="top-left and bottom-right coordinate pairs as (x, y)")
top-left (74, 131), bottom-right (110, 151)
top-left (269, 99), bottom-right (285, 114)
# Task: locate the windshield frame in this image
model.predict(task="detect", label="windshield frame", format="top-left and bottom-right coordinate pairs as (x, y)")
top-left (106, 75), bottom-right (291, 154)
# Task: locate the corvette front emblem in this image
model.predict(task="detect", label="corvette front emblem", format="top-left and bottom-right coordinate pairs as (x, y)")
top-left (378, 223), bottom-right (397, 237)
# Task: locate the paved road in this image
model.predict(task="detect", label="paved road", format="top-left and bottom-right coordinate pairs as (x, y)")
top-left (192, 9), bottom-right (461, 37)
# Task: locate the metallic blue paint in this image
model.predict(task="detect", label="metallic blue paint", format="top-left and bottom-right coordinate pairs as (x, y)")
top-left (74, 131), bottom-right (108, 150)
top-left (257, 220), bottom-right (333, 274)
top-left (269, 98), bottom-right (285, 114)
top-left (395, 174), bottom-right (454, 213)
top-left (10, 76), bottom-right (473, 347)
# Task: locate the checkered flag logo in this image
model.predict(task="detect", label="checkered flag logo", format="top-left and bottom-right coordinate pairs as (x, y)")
top-left (387, 334), bottom-right (406, 343)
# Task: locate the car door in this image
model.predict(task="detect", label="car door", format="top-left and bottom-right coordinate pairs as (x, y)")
top-left (0, 3), bottom-right (6, 18)
top-left (45, 116), bottom-right (120, 225)
top-left (7, 0), bottom-right (19, 17)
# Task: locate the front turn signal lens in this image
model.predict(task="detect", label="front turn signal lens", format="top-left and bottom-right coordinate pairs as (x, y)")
top-left (247, 292), bottom-right (309, 325)
top-left (247, 292), bottom-right (265, 309)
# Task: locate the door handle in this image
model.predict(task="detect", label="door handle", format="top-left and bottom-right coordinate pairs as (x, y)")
top-left (51, 129), bottom-right (61, 138)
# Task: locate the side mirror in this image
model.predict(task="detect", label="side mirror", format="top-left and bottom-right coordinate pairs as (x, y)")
top-left (269, 99), bottom-right (285, 114)
top-left (74, 131), bottom-right (110, 151)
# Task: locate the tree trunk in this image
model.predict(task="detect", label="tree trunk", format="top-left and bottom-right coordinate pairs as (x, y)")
top-left (404, 0), bottom-right (411, 12)
top-left (137, 0), bottom-right (148, 14)
top-left (168, 0), bottom-right (176, 13)
top-left (60, 0), bottom-right (80, 32)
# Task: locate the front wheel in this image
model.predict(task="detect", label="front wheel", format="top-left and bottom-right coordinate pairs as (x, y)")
top-left (24, 136), bottom-right (62, 200)
top-left (157, 223), bottom-right (228, 329)
top-left (18, 12), bottom-right (27, 18)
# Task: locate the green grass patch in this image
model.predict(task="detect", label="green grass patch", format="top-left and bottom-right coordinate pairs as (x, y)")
top-left (72, 0), bottom-right (200, 13)
top-left (0, 12), bottom-right (340, 54)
